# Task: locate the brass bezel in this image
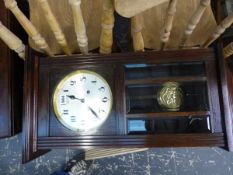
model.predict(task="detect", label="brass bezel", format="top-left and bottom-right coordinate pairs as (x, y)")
top-left (53, 70), bottom-right (113, 132)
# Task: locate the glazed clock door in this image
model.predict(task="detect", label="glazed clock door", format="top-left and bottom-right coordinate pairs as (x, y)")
top-left (23, 48), bottom-right (232, 163)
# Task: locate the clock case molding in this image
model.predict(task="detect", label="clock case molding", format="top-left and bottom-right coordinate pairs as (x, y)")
top-left (23, 47), bottom-right (233, 163)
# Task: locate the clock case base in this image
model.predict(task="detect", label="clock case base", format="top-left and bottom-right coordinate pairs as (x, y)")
top-left (23, 47), bottom-right (233, 163)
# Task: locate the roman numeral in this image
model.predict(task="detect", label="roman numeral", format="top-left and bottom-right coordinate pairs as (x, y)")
top-left (99, 109), bottom-right (106, 113)
top-left (70, 116), bottom-right (76, 123)
top-left (70, 80), bottom-right (76, 86)
top-left (63, 109), bottom-right (69, 115)
top-left (80, 76), bottom-right (86, 81)
top-left (98, 87), bottom-right (105, 92)
top-left (63, 89), bottom-right (69, 92)
top-left (61, 96), bottom-right (65, 104)
top-left (102, 97), bottom-right (108, 103)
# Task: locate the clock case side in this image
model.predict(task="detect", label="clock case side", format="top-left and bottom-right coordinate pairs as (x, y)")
top-left (22, 48), bottom-right (49, 163)
top-left (0, 0), bottom-right (25, 138)
top-left (216, 44), bottom-right (233, 151)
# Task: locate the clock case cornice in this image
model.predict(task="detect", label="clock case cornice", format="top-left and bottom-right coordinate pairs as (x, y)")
top-left (23, 47), bottom-right (233, 163)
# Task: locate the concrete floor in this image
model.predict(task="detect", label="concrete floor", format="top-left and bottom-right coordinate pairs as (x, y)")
top-left (1, 134), bottom-right (233, 175)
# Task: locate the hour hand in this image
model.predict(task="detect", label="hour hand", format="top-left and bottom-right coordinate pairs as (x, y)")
top-left (66, 95), bottom-right (85, 103)
top-left (88, 106), bottom-right (100, 119)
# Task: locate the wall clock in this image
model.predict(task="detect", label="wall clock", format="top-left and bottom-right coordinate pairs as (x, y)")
top-left (52, 70), bottom-right (113, 132)
top-left (23, 47), bottom-right (233, 163)
top-left (0, 0), bottom-right (25, 138)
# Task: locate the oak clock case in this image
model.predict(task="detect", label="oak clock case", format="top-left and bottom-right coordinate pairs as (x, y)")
top-left (23, 48), bottom-right (232, 163)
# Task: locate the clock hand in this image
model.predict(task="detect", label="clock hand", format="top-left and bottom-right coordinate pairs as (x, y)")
top-left (88, 106), bottom-right (100, 119)
top-left (66, 95), bottom-right (85, 103)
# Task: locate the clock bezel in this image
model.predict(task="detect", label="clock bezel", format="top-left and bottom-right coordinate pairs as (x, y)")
top-left (52, 69), bottom-right (113, 132)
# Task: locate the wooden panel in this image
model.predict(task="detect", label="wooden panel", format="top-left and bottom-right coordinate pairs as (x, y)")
top-left (37, 133), bottom-right (225, 149)
top-left (127, 111), bottom-right (211, 118)
top-left (47, 66), bottom-right (118, 136)
top-left (216, 44), bottom-right (233, 151)
top-left (0, 0), bottom-right (24, 138)
top-left (125, 76), bottom-right (207, 85)
top-left (22, 49), bottom-right (49, 163)
top-left (23, 48), bottom-right (227, 163)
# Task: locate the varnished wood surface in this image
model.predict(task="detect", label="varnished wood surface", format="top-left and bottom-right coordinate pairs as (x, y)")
top-left (23, 47), bottom-right (229, 162)
top-left (22, 48), bottom-right (49, 163)
top-left (0, 0), bottom-right (24, 138)
top-left (125, 76), bottom-right (207, 85)
top-left (37, 133), bottom-right (225, 149)
top-left (127, 111), bottom-right (211, 119)
top-left (215, 44), bottom-right (233, 151)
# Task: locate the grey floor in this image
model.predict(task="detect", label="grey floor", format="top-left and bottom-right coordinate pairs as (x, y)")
top-left (1, 134), bottom-right (233, 175)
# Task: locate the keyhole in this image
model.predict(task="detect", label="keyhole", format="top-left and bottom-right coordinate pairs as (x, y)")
top-left (87, 90), bottom-right (90, 94)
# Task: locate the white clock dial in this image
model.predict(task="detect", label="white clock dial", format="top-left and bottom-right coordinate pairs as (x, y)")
top-left (53, 70), bottom-right (113, 132)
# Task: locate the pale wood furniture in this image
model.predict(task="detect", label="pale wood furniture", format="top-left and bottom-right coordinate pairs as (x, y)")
top-left (0, 21), bottom-right (25, 59)
top-left (4, 0), bottom-right (53, 56)
top-left (69, 0), bottom-right (88, 54)
top-left (114, 0), bottom-right (169, 18)
top-left (37, 0), bottom-right (71, 55)
top-left (131, 15), bottom-right (144, 52)
top-left (99, 0), bottom-right (114, 54)
top-left (180, 0), bottom-right (210, 47)
top-left (160, 0), bottom-right (177, 50)
top-left (203, 13), bottom-right (233, 48)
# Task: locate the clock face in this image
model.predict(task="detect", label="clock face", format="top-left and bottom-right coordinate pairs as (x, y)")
top-left (53, 70), bottom-right (113, 132)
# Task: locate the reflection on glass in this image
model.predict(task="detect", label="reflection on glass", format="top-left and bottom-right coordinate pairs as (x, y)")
top-left (125, 62), bottom-right (206, 80)
top-left (126, 82), bottom-right (209, 113)
top-left (128, 116), bottom-right (211, 134)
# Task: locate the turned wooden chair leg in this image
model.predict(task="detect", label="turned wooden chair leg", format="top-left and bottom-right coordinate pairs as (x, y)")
top-left (99, 0), bottom-right (114, 54)
top-left (69, 0), bottom-right (88, 55)
top-left (160, 0), bottom-right (177, 50)
top-left (203, 13), bottom-right (233, 48)
top-left (0, 21), bottom-right (25, 59)
top-left (224, 42), bottom-right (233, 59)
top-left (4, 0), bottom-right (53, 57)
top-left (131, 14), bottom-right (144, 52)
top-left (37, 0), bottom-right (72, 55)
top-left (180, 0), bottom-right (210, 48)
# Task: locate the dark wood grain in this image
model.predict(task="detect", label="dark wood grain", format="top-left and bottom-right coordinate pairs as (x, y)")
top-left (39, 48), bottom-right (215, 67)
top-left (215, 44), bottom-right (233, 151)
top-left (0, 0), bottom-right (25, 138)
top-left (115, 66), bottom-right (127, 135)
top-left (126, 111), bottom-right (211, 118)
top-left (23, 47), bottom-right (229, 163)
top-left (37, 133), bottom-right (225, 149)
top-left (22, 48), bottom-right (49, 163)
top-left (125, 76), bottom-right (207, 85)
top-left (205, 59), bottom-right (223, 133)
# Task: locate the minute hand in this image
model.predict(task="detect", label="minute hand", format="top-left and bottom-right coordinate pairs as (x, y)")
top-left (88, 106), bottom-right (100, 119)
